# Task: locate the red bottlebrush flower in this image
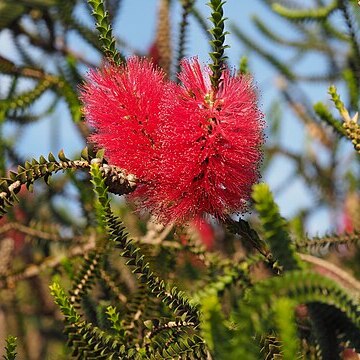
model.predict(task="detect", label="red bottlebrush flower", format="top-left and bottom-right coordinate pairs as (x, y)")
top-left (81, 57), bottom-right (166, 181)
top-left (146, 58), bottom-right (264, 222)
top-left (82, 57), bottom-right (264, 224)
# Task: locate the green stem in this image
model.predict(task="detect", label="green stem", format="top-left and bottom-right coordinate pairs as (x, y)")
top-left (207, 0), bottom-right (229, 90)
top-left (87, 0), bottom-right (124, 64)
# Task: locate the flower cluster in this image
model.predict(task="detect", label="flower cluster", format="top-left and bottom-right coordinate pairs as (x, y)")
top-left (81, 57), bottom-right (264, 224)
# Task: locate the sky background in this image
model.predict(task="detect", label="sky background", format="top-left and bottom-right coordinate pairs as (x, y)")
top-left (0, 0), bottom-right (355, 234)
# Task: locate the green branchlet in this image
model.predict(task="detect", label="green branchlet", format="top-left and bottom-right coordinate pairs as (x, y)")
top-left (256, 333), bottom-right (282, 360)
top-left (328, 85), bottom-right (360, 153)
top-left (200, 295), bottom-right (233, 356)
top-left (57, 77), bottom-right (82, 123)
top-left (338, 0), bottom-right (360, 84)
top-left (2, 78), bottom-right (54, 111)
top-left (69, 252), bottom-right (102, 307)
top-left (342, 68), bottom-right (359, 109)
top-left (106, 306), bottom-right (125, 337)
top-left (238, 56), bottom-right (249, 75)
top-left (193, 260), bottom-right (251, 306)
top-left (90, 162), bottom-right (110, 232)
top-left (0, 55), bottom-right (81, 122)
top-left (50, 282), bottom-right (81, 324)
top-left (50, 246), bottom-right (132, 358)
top-left (207, 0), bottom-right (229, 90)
top-left (87, 0), bottom-right (124, 64)
top-left (272, 0), bottom-right (338, 21)
top-left (91, 170), bottom-right (201, 327)
top-left (67, 321), bottom-right (126, 359)
top-left (2, 336), bottom-right (17, 360)
top-left (0, 147), bottom-right (135, 217)
top-left (0, 75), bottom-right (81, 123)
top-left (313, 101), bottom-right (347, 137)
top-left (50, 277), bottom-right (128, 358)
top-left (232, 270), bottom-right (360, 359)
top-left (252, 183), bottom-right (303, 271)
top-left (328, 85), bottom-right (348, 119)
top-left (150, 334), bottom-right (207, 359)
top-left (273, 298), bottom-right (300, 360)
top-left (296, 230), bottom-right (360, 254)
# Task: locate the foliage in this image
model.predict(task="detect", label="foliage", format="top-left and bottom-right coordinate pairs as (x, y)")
top-left (0, 0), bottom-right (360, 359)
top-left (207, 0), bottom-right (229, 89)
top-left (2, 336), bottom-right (17, 360)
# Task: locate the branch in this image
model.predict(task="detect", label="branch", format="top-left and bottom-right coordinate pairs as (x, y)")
top-left (0, 147), bottom-right (137, 216)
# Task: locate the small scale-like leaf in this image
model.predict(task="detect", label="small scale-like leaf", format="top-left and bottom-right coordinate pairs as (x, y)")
top-left (48, 152), bottom-right (56, 162)
top-left (81, 147), bottom-right (89, 161)
top-left (95, 148), bottom-right (105, 160)
top-left (58, 149), bottom-right (68, 162)
top-left (39, 155), bottom-right (47, 164)
top-left (9, 171), bottom-right (17, 181)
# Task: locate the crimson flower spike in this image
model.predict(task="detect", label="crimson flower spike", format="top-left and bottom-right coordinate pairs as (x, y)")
top-left (82, 56), bottom-right (264, 224)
